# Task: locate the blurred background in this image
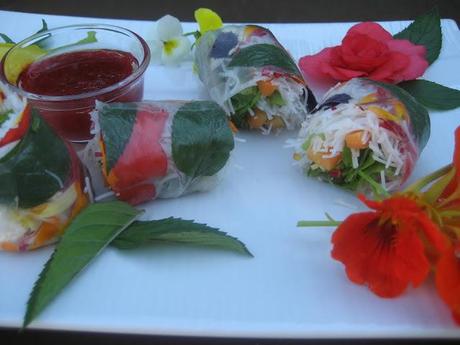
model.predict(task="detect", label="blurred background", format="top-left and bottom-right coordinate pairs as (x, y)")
top-left (0, 0), bottom-right (459, 24)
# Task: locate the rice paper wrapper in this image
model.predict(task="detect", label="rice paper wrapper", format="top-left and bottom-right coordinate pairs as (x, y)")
top-left (194, 25), bottom-right (316, 132)
top-left (292, 78), bottom-right (430, 194)
top-left (0, 83), bottom-right (88, 251)
top-left (83, 100), bottom-right (234, 205)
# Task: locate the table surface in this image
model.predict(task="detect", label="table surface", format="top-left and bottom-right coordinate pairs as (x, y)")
top-left (1, 0), bottom-right (460, 344)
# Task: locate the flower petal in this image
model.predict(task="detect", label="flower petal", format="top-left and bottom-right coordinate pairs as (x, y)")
top-left (161, 36), bottom-right (191, 65)
top-left (347, 22), bottom-right (393, 43)
top-left (435, 245), bottom-right (460, 322)
top-left (299, 47), bottom-right (337, 83)
top-left (194, 8), bottom-right (223, 34)
top-left (333, 195), bottom-right (440, 298)
top-left (386, 39), bottom-right (428, 82)
top-left (156, 14), bottom-right (183, 42)
top-left (146, 39), bottom-right (163, 65)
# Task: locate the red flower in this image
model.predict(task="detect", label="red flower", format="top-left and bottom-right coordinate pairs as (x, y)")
top-left (331, 194), bottom-right (447, 298)
top-left (435, 244), bottom-right (460, 325)
top-left (299, 22), bottom-right (428, 85)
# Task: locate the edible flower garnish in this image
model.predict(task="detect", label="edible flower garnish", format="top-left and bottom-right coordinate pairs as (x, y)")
top-left (299, 126), bottom-right (460, 325)
top-left (147, 14), bottom-right (192, 66)
top-left (194, 8), bottom-right (223, 37)
top-left (146, 8), bottom-right (223, 66)
top-left (298, 8), bottom-right (460, 111)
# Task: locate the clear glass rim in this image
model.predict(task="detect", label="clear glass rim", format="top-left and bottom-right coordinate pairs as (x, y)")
top-left (0, 23), bottom-right (151, 102)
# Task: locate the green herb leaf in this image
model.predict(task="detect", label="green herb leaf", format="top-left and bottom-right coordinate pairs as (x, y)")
top-left (112, 217), bottom-right (253, 256)
top-left (370, 79), bottom-right (431, 150)
top-left (268, 90), bottom-right (286, 106)
top-left (23, 201), bottom-right (142, 328)
top-left (230, 86), bottom-right (261, 128)
top-left (231, 88), bottom-right (260, 127)
top-left (172, 101), bottom-right (234, 178)
top-left (399, 79), bottom-right (460, 110)
top-left (342, 146), bottom-right (352, 168)
top-left (97, 103), bottom-right (137, 174)
top-left (0, 33), bottom-right (14, 43)
top-left (229, 43), bottom-right (301, 76)
top-left (393, 7), bottom-right (442, 64)
top-left (0, 109), bottom-right (72, 208)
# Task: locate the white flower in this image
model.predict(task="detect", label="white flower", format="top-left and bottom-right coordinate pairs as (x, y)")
top-left (146, 14), bottom-right (191, 66)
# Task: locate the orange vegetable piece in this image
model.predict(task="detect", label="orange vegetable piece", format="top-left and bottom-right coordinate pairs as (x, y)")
top-left (345, 130), bottom-right (369, 149)
top-left (257, 80), bottom-right (277, 97)
top-left (307, 148), bottom-right (342, 171)
top-left (248, 108), bottom-right (268, 129)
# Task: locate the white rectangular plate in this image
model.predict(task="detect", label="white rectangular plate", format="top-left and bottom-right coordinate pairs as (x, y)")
top-left (1, 10), bottom-right (460, 339)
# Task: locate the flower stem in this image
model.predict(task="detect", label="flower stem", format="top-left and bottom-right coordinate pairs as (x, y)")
top-left (297, 220), bottom-right (341, 227)
top-left (404, 164), bottom-right (453, 193)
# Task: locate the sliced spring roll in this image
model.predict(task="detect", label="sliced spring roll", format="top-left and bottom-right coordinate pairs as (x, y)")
top-left (0, 83), bottom-right (88, 251)
top-left (293, 78), bottom-right (430, 194)
top-left (84, 100), bottom-right (234, 205)
top-left (194, 25), bottom-right (316, 132)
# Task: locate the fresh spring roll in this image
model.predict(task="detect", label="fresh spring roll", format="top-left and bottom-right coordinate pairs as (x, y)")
top-left (293, 78), bottom-right (430, 194)
top-left (194, 25), bottom-right (316, 132)
top-left (84, 100), bottom-right (234, 205)
top-left (0, 83), bottom-right (88, 251)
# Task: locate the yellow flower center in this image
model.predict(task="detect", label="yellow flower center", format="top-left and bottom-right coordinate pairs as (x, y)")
top-left (163, 39), bottom-right (179, 56)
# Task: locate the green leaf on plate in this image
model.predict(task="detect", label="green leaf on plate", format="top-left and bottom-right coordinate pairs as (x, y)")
top-left (393, 7), bottom-right (442, 65)
top-left (0, 109), bottom-right (72, 208)
top-left (399, 79), bottom-right (460, 110)
top-left (0, 33), bottom-right (14, 43)
top-left (23, 201), bottom-right (142, 328)
top-left (172, 101), bottom-right (234, 178)
top-left (97, 103), bottom-right (137, 173)
top-left (111, 217), bottom-right (253, 257)
top-left (228, 43), bottom-right (301, 76)
top-left (370, 79), bottom-right (431, 151)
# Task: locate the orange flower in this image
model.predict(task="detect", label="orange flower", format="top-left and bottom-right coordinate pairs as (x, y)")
top-left (331, 194), bottom-right (447, 298)
top-left (435, 243), bottom-right (460, 325)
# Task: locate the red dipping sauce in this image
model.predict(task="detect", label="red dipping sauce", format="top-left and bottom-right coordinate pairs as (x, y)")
top-left (18, 49), bottom-right (144, 141)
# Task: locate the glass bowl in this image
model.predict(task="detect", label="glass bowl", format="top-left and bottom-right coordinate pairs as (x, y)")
top-left (0, 24), bottom-right (150, 142)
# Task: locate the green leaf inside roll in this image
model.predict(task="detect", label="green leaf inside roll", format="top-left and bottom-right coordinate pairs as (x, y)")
top-left (0, 109), bottom-right (71, 208)
top-left (172, 101), bottom-right (234, 178)
top-left (228, 43), bottom-right (302, 77)
top-left (97, 103), bottom-right (137, 174)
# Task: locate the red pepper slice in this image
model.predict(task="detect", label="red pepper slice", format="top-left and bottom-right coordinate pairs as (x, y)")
top-left (0, 104), bottom-right (31, 147)
top-left (108, 105), bottom-right (169, 204)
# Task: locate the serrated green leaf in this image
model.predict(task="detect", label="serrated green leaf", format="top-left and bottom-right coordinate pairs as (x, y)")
top-left (112, 217), bottom-right (253, 256)
top-left (0, 109), bottom-right (72, 208)
top-left (369, 79), bottom-right (431, 150)
top-left (172, 101), bottom-right (234, 178)
top-left (23, 201), bottom-right (142, 328)
top-left (0, 33), bottom-right (14, 43)
top-left (399, 79), bottom-right (460, 110)
top-left (228, 43), bottom-right (301, 76)
top-left (393, 7), bottom-right (442, 64)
